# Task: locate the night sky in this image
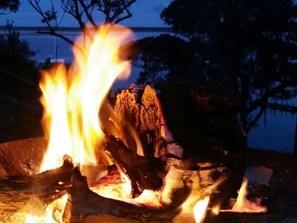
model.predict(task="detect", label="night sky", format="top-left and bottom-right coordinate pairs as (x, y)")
top-left (0, 0), bottom-right (171, 27)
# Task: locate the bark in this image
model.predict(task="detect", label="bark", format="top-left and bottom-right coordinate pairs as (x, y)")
top-left (108, 84), bottom-right (183, 160)
top-left (103, 135), bottom-right (164, 198)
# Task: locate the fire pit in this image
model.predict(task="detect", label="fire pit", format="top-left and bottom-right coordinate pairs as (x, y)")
top-left (1, 23), bottom-right (297, 223)
top-left (1, 135), bottom-right (297, 222)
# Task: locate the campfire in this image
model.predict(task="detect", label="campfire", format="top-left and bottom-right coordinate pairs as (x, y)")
top-left (1, 23), bottom-right (290, 223)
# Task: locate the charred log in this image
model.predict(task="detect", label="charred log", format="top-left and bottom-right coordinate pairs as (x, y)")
top-left (0, 157), bottom-right (73, 220)
top-left (152, 82), bottom-right (246, 208)
top-left (63, 167), bottom-right (179, 223)
top-left (104, 135), bottom-right (164, 198)
top-left (106, 84), bottom-right (243, 207)
top-left (108, 84), bottom-right (182, 160)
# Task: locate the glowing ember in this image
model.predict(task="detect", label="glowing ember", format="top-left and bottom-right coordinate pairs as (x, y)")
top-left (211, 203), bottom-right (220, 216)
top-left (39, 24), bottom-right (132, 172)
top-left (93, 183), bottom-right (161, 207)
top-left (22, 195), bottom-right (68, 223)
top-left (173, 193), bottom-right (210, 223)
top-left (231, 178), bottom-right (267, 213)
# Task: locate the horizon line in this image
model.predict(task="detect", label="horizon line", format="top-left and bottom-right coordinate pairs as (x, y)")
top-left (0, 25), bottom-right (173, 32)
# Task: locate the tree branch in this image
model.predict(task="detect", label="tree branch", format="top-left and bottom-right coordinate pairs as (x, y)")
top-left (26, 0), bottom-right (138, 60)
top-left (245, 78), bottom-right (295, 132)
top-left (111, 0), bottom-right (136, 23)
top-left (78, 0), bottom-right (98, 29)
top-left (247, 78), bottom-right (294, 115)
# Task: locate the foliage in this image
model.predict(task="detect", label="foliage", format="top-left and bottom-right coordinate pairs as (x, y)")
top-left (130, 35), bottom-right (195, 83)
top-left (0, 0), bottom-right (20, 14)
top-left (0, 21), bottom-right (36, 79)
top-left (0, 21), bottom-right (42, 142)
top-left (134, 0), bottom-right (297, 134)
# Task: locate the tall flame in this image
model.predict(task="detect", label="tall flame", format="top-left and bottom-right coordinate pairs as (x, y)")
top-left (39, 24), bottom-right (132, 171)
top-left (27, 23), bottom-right (228, 223)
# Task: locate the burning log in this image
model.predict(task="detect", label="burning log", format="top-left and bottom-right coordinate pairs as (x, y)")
top-left (104, 135), bottom-right (164, 198)
top-left (103, 85), bottom-right (229, 205)
top-left (63, 167), bottom-right (179, 223)
top-left (107, 84), bottom-right (183, 160)
top-left (0, 156), bottom-right (73, 221)
top-left (106, 84), bottom-right (241, 207)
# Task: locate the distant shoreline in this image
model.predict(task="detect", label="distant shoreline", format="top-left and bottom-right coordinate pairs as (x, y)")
top-left (0, 26), bottom-right (172, 33)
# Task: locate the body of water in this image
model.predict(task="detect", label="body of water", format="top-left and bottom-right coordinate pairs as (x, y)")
top-left (248, 108), bottom-right (296, 153)
top-left (16, 29), bottom-right (297, 154)
top-left (20, 28), bottom-right (170, 89)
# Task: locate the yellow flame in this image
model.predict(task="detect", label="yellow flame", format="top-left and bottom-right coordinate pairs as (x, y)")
top-left (39, 64), bottom-right (75, 171)
top-left (211, 203), bottom-right (221, 216)
top-left (93, 183), bottom-right (161, 207)
top-left (231, 178), bottom-right (267, 213)
top-left (24, 195), bottom-right (68, 223)
top-left (28, 22), bottom-right (229, 223)
top-left (28, 24), bottom-right (132, 223)
top-left (193, 196), bottom-right (210, 223)
top-left (173, 193), bottom-right (210, 223)
top-left (91, 165), bottom-right (160, 206)
top-left (172, 171), bottom-right (226, 223)
top-left (39, 24), bottom-right (132, 171)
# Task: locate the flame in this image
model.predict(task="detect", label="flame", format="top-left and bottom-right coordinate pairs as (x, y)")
top-left (25, 23), bottom-right (228, 223)
top-left (39, 24), bottom-right (132, 171)
top-left (231, 178), bottom-right (267, 213)
top-left (173, 193), bottom-right (210, 223)
top-left (211, 203), bottom-right (220, 216)
top-left (170, 172), bottom-right (217, 223)
top-left (92, 170), bottom-right (161, 207)
top-left (25, 24), bottom-right (132, 222)
top-left (93, 183), bottom-right (161, 207)
top-left (22, 195), bottom-right (68, 223)
top-left (193, 196), bottom-right (210, 223)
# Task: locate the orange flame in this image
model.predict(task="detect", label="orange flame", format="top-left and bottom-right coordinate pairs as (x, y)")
top-left (231, 178), bottom-right (267, 213)
top-left (25, 195), bottom-right (68, 223)
top-left (25, 23), bottom-right (228, 223)
top-left (39, 24), bottom-right (132, 172)
top-left (173, 193), bottom-right (210, 223)
top-left (25, 24), bottom-right (133, 222)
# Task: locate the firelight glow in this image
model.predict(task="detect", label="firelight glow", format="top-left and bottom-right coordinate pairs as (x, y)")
top-left (24, 23), bottom-right (134, 223)
top-left (39, 24), bottom-right (133, 172)
top-left (26, 22), bottom-right (252, 223)
top-left (231, 178), bottom-right (267, 213)
top-left (194, 196), bottom-right (210, 223)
